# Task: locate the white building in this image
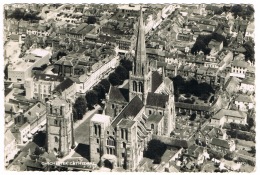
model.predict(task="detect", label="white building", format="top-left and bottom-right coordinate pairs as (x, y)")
top-left (230, 60), bottom-right (248, 79)
top-left (211, 109), bottom-right (247, 127)
top-left (234, 94), bottom-right (254, 112)
top-left (25, 74), bottom-right (65, 100)
top-left (8, 48), bottom-right (51, 83)
top-left (76, 56), bottom-right (119, 94)
top-left (240, 77), bottom-right (255, 94)
top-left (4, 130), bottom-right (19, 165)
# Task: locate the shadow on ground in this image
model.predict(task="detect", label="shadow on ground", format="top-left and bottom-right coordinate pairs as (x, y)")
top-left (74, 143), bottom-right (90, 160)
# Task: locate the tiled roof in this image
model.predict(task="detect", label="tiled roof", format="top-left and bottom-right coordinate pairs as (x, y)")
top-left (211, 138), bottom-right (230, 149)
top-left (232, 60), bottom-right (248, 68)
top-left (186, 144), bottom-right (204, 158)
top-left (108, 86), bottom-right (128, 103)
top-left (146, 92), bottom-right (169, 108)
top-left (175, 102), bottom-right (210, 111)
top-left (118, 119), bottom-right (136, 128)
top-left (24, 102), bottom-right (46, 123)
top-left (212, 109), bottom-right (247, 119)
top-left (4, 130), bottom-right (16, 147)
top-left (34, 74), bottom-right (64, 82)
top-left (241, 77), bottom-right (255, 85)
top-left (147, 114), bottom-right (164, 124)
top-left (235, 94), bottom-right (253, 103)
top-left (112, 96), bottom-right (144, 127)
top-left (53, 78), bottom-right (74, 93)
top-left (151, 71), bottom-right (162, 92)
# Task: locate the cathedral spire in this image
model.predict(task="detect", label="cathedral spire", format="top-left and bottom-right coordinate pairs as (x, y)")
top-left (134, 7), bottom-right (147, 75)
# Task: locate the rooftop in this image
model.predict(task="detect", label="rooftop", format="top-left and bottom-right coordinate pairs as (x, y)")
top-left (147, 114), bottom-right (164, 124)
top-left (211, 138), bottom-right (230, 149)
top-left (235, 94), bottom-right (253, 103)
top-left (118, 119), bottom-right (136, 128)
top-left (146, 92), bottom-right (169, 108)
top-left (112, 96), bottom-right (144, 127)
top-left (212, 109), bottom-right (247, 119)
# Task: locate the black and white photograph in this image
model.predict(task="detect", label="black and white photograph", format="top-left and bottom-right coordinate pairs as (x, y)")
top-left (3, 2), bottom-right (256, 172)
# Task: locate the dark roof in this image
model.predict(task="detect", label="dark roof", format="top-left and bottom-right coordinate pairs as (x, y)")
top-left (5, 88), bottom-right (13, 97)
top-left (34, 74), bottom-right (64, 82)
top-left (186, 144), bottom-right (204, 158)
top-left (146, 92), bottom-right (169, 108)
top-left (147, 114), bottom-right (164, 124)
top-left (108, 86), bottom-right (128, 103)
top-left (211, 138), bottom-right (230, 148)
top-left (151, 71), bottom-right (162, 92)
top-left (112, 96), bottom-right (144, 127)
top-left (53, 78), bottom-right (74, 92)
top-left (175, 102), bottom-right (210, 111)
top-left (118, 119), bottom-right (136, 128)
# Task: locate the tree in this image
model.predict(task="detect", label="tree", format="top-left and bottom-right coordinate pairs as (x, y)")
top-left (115, 65), bottom-right (128, 81)
top-left (87, 16), bottom-right (97, 24)
top-left (108, 72), bottom-right (122, 86)
top-left (212, 33), bottom-right (228, 47)
top-left (243, 41), bottom-right (255, 63)
top-left (145, 139), bottom-right (167, 159)
top-left (247, 117), bottom-right (255, 129)
top-left (9, 8), bottom-right (25, 20)
top-left (224, 152), bottom-right (235, 160)
top-left (85, 90), bottom-right (99, 109)
top-left (230, 4), bottom-right (243, 18)
top-left (120, 59), bottom-right (132, 72)
top-left (73, 96), bottom-right (87, 120)
top-left (190, 113), bottom-right (196, 121)
top-left (34, 147), bottom-right (44, 156)
top-left (93, 84), bottom-right (106, 102)
top-left (99, 79), bottom-right (111, 93)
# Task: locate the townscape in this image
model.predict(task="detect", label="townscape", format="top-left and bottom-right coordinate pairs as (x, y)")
top-left (4, 4), bottom-right (255, 172)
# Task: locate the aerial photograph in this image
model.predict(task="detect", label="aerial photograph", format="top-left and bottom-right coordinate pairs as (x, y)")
top-left (3, 3), bottom-right (255, 172)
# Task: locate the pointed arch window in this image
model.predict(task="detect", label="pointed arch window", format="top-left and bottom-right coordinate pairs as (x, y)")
top-left (133, 81), bottom-right (137, 92)
top-left (139, 82), bottom-right (143, 93)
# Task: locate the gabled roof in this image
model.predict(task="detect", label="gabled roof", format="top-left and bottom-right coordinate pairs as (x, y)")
top-left (186, 144), bottom-right (204, 158)
top-left (146, 92), bottom-right (169, 108)
top-left (151, 71), bottom-right (162, 92)
top-left (175, 102), bottom-right (210, 111)
top-left (108, 86), bottom-right (128, 103)
top-left (147, 114), bottom-right (164, 124)
top-left (211, 138), bottom-right (230, 149)
top-left (241, 77), bottom-right (255, 85)
top-left (112, 96), bottom-right (144, 127)
top-left (232, 60), bottom-right (248, 68)
top-left (34, 74), bottom-right (64, 82)
top-left (235, 94), bottom-right (253, 103)
top-left (212, 109), bottom-right (247, 119)
top-left (23, 102), bottom-right (46, 123)
top-left (53, 78), bottom-right (74, 93)
top-left (5, 130), bottom-right (16, 147)
top-left (118, 119), bottom-right (136, 129)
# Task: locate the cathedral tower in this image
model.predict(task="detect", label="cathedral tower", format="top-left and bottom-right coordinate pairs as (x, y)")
top-left (129, 8), bottom-right (151, 103)
top-left (46, 96), bottom-right (75, 157)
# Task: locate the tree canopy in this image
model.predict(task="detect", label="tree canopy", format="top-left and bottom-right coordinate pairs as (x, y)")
top-left (73, 96), bottom-right (87, 120)
top-left (85, 90), bottom-right (99, 109)
top-left (99, 79), bottom-right (111, 93)
top-left (144, 139), bottom-right (167, 160)
top-left (115, 65), bottom-right (129, 81)
top-left (108, 72), bottom-right (123, 86)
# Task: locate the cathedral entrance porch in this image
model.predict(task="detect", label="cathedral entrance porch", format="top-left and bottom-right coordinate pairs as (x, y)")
top-left (101, 154), bottom-right (117, 169)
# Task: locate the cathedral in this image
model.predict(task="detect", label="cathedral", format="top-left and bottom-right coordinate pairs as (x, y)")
top-left (89, 8), bottom-right (176, 171)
